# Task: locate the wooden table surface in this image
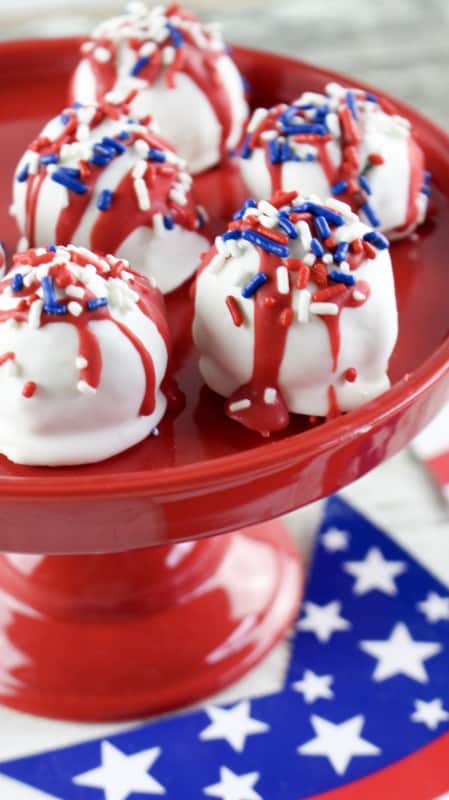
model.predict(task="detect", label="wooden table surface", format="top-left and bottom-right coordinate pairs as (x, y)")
top-left (0, 3), bottom-right (448, 793)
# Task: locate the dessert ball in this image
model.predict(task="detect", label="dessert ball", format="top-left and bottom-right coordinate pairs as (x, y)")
top-left (11, 100), bottom-right (209, 294)
top-left (193, 191), bottom-right (398, 434)
top-left (71, 2), bottom-right (249, 174)
top-left (238, 83), bottom-right (429, 239)
top-left (0, 245), bottom-right (169, 465)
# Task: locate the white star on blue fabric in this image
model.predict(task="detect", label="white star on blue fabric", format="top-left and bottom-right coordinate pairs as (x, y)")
top-left (298, 601), bottom-right (351, 643)
top-left (199, 701), bottom-right (269, 752)
top-left (204, 766), bottom-right (262, 800)
top-left (411, 698), bottom-right (449, 730)
top-left (343, 547), bottom-right (406, 595)
top-left (360, 622), bottom-right (442, 683)
top-left (417, 591), bottom-right (449, 623)
top-left (321, 528), bottom-right (349, 552)
top-left (298, 714), bottom-right (380, 775)
top-left (292, 669), bottom-right (334, 704)
top-left (73, 741), bottom-right (165, 800)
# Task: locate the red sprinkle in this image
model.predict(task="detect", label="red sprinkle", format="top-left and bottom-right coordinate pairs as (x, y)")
top-left (362, 240), bottom-right (377, 259)
top-left (296, 264), bottom-right (311, 290)
top-left (311, 262), bottom-right (328, 289)
top-left (270, 190), bottom-right (299, 208)
top-left (368, 152), bottom-right (385, 166)
top-left (0, 352), bottom-right (14, 366)
top-left (345, 367), bottom-right (358, 383)
top-left (22, 381), bottom-right (37, 399)
top-left (225, 295), bottom-right (244, 327)
top-left (280, 307), bottom-right (293, 328)
top-left (351, 238), bottom-right (364, 254)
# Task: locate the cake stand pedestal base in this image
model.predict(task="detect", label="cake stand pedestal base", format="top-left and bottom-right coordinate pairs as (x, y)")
top-left (0, 520), bottom-right (301, 721)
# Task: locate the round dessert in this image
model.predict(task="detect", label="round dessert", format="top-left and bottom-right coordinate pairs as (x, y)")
top-left (0, 245), bottom-right (169, 466)
top-left (11, 99), bottom-right (209, 294)
top-left (193, 191), bottom-right (398, 435)
top-left (71, 2), bottom-right (249, 175)
top-left (238, 83), bottom-right (430, 239)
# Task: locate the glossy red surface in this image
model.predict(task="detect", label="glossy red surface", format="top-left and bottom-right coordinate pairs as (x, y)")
top-left (0, 39), bottom-right (447, 552)
top-left (0, 521), bottom-right (301, 720)
top-left (0, 38), bottom-right (447, 721)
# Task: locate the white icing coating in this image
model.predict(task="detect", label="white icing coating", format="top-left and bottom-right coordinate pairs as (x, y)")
top-left (0, 246), bottom-right (169, 465)
top-left (238, 83), bottom-right (429, 239)
top-left (193, 195), bottom-right (398, 424)
top-left (71, 3), bottom-right (248, 175)
top-left (12, 102), bottom-right (209, 294)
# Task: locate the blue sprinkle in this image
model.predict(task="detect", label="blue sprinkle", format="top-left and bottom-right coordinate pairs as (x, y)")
top-left (330, 270), bottom-right (356, 286)
top-left (130, 55), bottom-right (150, 76)
top-left (281, 122), bottom-right (327, 136)
top-left (40, 153), bottom-right (59, 166)
top-left (12, 273), bottom-right (23, 292)
top-left (97, 189), bottom-right (114, 211)
top-left (87, 297), bottom-right (108, 311)
top-left (167, 22), bottom-right (184, 48)
top-left (101, 136), bottom-right (126, 155)
top-left (241, 230), bottom-right (289, 258)
top-left (315, 215), bottom-right (331, 240)
top-left (233, 198), bottom-right (257, 221)
top-left (222, 230), bottom-right (242, 241)
top-left (163, 214), bottom-right (174, 230)
top-left (311, 238), bottom-right (325, 258)
top-left (90, 153), bottom-right (112, 167)
top-left (334, 241), bottom-right (349, 263)
top-left (292, 202), bottom-right (345, 227)
top-left (118, 131), bottom-right (130, 141)
top-left (424, 170), bottom-right (432, 184)
top-left (197, 209), bottom-right (206, 229)
top-left (47, 245), bottom-right (57, 252)
top-left (41, 276), bottom-right (56, 307)
top-left (148, 148), bottom-right (166, 163)
top-left (93, 144), bottom-right (114, 158)
top-left (365, 92), bottom-right (378, 103)
top-left (240, 134), bottom-right (252, 159)
top-left (314, 103), bottom-right (330, 124)
top-left (277, 213), bottom-right (298, 239)
top-left (44, 304), bottom-right (68, 315)
top-left (241, 75), bottom-right (251, 94)
top-left (421, 185), bottom-right (431, 197)
top-left (279, 105), bottom-right (298, 127)
top-left (241, 272), bottom-right (269, 298)
top-left (346, 90), bottom-right (359, 120)
top-left (331, 180), bottom-right (348, 196)
top-left (16, 164), bottom-right (29, 183)
top-left (269, 139), bottom-right (281, 164)
top-left (60, 113), bottom-right (71, 124)
top-left (363, 231), bottom-right (389, 250)
top-left (361, 202), bottom-right (380, 228)
top-left (51, 171), bottom-right (87, 194)
top-left (58, 166), bottom-right (81, 178)
top-left (305, 152), bottom-right (316, 162)
top-left (358, 175), bottom-right (372, 195)
top-left (72, 101), bottom-right (83, 109)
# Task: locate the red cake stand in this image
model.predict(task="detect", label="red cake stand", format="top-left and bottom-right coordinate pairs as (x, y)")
top-left (0, 39), bottom-right (447, 722)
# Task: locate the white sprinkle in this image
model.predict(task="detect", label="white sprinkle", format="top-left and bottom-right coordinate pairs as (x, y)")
top-left (132, 159), bottom-right (148, 179)
top-left (304, 253), bottom-right (316, 267)
top-left (229, 399), bottom-right (251, 413)
top-left (259, 213), bottom-right (278, 229)
top-left (76, 356), bottom-right (88, 370)
top-left (169, 187), bottom-right (187, 206)
top-left (81, 41), bottom-right (94, 55)
top-left (27, 152), bottom-right (40, 176)
top-left (208, 253), bottom-right (226, 273)
top-left (247, 107), bottom-right (269, 133)
top-left (297, 220), bottom-right (312, 251)
top-left (276, 266), bottom-right (290, 295)
top-left (310, 302), bottom-right (339, 316)
top-left (77, 105), bottom-right (96, 126)
top-left (264, 387), bottom-right (277, 405)
top-left (134, 178), bottom-right (151, 211)
top-left (297, 288), bottom-right (311, 323)
top-left (76, 123), bottom-right (90, 142)
top-left (339, 260), bottom-right (350, 274)
top-left (259, 200), bottom-right (278, 218)
top-left (353, 290), bottom-right (366, 302)
top-left (140, 41), bottom-right (156, 57)
top-left (66, 285), bottom-right (85, 299)
top-left (77, 380), bottom-right (96, 395)
top-left (28, 300), bottom-right (43, 329)
top-left (260, 130), bottom-right (277, 141)
top-left (94, 46), bottom-right (111, 63)
top-left (134, 139), bottom-right (149, 159)
top-left (153, 213), bottom-right (166, 236)
top-left (322, 254), bottom-right (333, 265)
top-left (163, 45), bottom-right (176, 64)
top-left (227, 240), bottom-right (241, 258)
top-left (68, 301), bottom-right (83, 317)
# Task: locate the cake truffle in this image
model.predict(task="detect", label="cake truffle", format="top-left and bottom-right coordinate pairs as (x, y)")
top-left (11, 99), bottom-right (209, 294)
top-left (238, 83), bottom-right (429, 239)
top-left (71, 2), bottom-right (249, 174)
top-left (193, 191), bottom-right (398, 434)
top-left (0, 245), bottom-right (169, 465)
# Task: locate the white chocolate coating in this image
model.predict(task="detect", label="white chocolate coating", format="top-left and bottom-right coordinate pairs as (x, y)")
top-left (11, 102), bottom-right (209, 294)
top-left (71, 3), bottom-right (248, 175)
top-left (193, 195), bottom-right (398, 428)
top-left (0, 246), bottom-right (169, 465)
top-left (238, 83), bottom-right (429, 239)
